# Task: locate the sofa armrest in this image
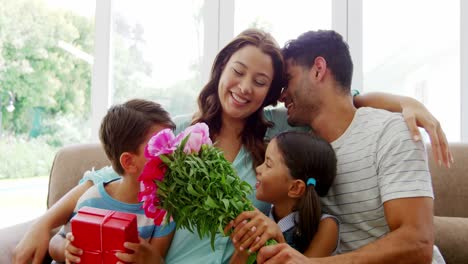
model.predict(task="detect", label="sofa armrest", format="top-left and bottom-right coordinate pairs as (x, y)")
top-left (47, 143), bottom-right (110, 208)
top-left (0, 220), bottom-right (35, 264)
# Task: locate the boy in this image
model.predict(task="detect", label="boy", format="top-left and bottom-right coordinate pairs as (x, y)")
top-left (48, 99), bottom-right (175, 264)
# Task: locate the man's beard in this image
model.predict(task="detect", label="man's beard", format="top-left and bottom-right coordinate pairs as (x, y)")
top-left (287, 103), bottom-right (320, 128)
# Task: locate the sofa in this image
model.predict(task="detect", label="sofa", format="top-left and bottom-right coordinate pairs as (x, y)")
top-left (0, 143), bottom-right (467, 263)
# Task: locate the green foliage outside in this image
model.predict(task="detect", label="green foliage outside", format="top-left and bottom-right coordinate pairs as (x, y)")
top-left (0, 0), bottom-right (202, 179)
top-left (0, 0), bottom-right (93, 135)
top-left (0, 134), bottom-right (56, 179)
top-left (0, 0), bottom-right (93, 178)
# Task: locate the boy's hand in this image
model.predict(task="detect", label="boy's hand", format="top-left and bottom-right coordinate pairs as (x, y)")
top-left (115, 237), bottom-right (164, 264)
top-left (64, 232), bottom-right (82, 264)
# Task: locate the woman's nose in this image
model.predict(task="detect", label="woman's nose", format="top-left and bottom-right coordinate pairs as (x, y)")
top-left (239, 79), bottom-right (252, 94)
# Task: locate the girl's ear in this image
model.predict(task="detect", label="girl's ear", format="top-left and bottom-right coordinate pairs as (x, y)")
top-left (288, 179), bottom-right (306, 198)
top-left (120, 152), bottom-right (137, 174)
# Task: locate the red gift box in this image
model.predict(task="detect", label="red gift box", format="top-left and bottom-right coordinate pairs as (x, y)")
top-left (71, 206), bottom-right (139, 264)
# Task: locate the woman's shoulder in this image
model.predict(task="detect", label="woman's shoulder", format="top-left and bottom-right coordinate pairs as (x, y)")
top-left (173, 114), bottom-right (195, 134)
top-left (263, 107), bottom-right (309, 139)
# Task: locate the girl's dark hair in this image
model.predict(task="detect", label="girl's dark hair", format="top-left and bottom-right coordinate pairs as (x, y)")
top-left (275, 131), bottom-right (337, 252)
top-left (193, 28), bottom-right (285, 168)
top-left (99, 99), bottom-right (175, 175)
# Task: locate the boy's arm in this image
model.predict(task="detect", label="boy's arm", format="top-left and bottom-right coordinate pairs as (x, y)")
top-left (48, 230), bottom-right (67, 262)
top-left (353, 92), bottom-right (452, 168)
top-left (149, 232), bottom-right (175, 259)
top-left (12, 181), bottom-right (93, 264)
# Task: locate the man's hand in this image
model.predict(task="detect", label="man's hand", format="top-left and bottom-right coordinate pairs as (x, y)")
top-left (257, 243), bottom-right (311, 264)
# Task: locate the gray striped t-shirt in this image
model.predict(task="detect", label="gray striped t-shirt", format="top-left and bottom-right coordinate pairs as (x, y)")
top-left (321, 107), bottom-right (434, 252)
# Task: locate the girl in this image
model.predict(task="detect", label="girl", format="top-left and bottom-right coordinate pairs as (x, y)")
top-left (230, 131), bottom-right (339, 263)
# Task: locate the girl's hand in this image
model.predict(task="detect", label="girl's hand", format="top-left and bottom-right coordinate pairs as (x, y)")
top-left (64, 232), bottom-right (82, 264)
top-left (115, 237), bottom-right (163, 264)
top-left (400, 96), bottom-right (453, 168)
top-left (227, 208), bottom-right (284, 253)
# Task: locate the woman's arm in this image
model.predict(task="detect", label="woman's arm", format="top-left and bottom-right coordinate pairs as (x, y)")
top-left (303, 218), bottom-right (339, 258)
top-left (354, 92), bottom-right (453, 168)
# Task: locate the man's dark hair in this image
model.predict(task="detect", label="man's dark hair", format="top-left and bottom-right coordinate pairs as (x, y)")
top-left (99, 99), bottom-right (175, 175)
top-left (283, 30), bottom-right (353, 91)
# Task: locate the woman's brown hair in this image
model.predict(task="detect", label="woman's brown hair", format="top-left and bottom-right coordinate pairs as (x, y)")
top-left (193, 28), bottom-right (285, 168)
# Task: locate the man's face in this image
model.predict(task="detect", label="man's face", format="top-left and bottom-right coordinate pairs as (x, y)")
top-left (280, 60), bottom-right (321, 126)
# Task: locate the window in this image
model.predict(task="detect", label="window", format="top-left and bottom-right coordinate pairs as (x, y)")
top-left (111, 0), bottom-right (205, 116)
top-left (234, 0), bottom-right (332, 46)
top-left (0, 0), bottom-right (95, 227)
top-left (362, 0), bottom-right (460, 141)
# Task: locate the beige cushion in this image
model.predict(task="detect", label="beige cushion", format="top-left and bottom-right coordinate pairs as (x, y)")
top-left (47, 143), bottom-right (110, 208)
top-left (427, 143), bottom-right (468, 218)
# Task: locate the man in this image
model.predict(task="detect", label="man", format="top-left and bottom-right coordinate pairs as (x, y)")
top-left (258, 30), bottom-right (444, 263)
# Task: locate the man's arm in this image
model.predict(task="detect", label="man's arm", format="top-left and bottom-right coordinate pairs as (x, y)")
top-left (321, 197), bottom-right (434, 263)
top-left (257, 197), bottom-right (434, 264)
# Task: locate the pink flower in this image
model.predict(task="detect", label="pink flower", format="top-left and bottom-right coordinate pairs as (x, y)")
top-left (139, 157), bottom-right (166, 182)
top-left (145, 129), bottom-right (178, 158)
top-left (183, 123), bottom-right (212, 154)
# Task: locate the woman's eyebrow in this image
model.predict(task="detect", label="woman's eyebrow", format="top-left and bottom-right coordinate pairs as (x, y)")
top-left (233, 61), bottom-right (271, 80)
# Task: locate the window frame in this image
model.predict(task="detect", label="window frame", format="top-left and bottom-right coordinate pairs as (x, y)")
top-left (91, 0), bottom-right (467, 142)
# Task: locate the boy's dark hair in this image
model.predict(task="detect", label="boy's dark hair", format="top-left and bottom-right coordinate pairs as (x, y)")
top-left (99, 99), bottom-right (175, 175)
top-left (275, 131), bottom-right (337, 253)
top-left (283, 30), bottom-right (353, 92)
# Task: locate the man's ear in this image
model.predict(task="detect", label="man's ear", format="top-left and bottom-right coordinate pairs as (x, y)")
top-left (288, 179), bottom-right (306, 198)
top-left (120, 152), bottom-right (137, 174)
top-left (312, 56), bottom-right (327, 80)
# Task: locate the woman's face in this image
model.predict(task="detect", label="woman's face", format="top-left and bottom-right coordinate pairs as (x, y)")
top-left (218, 45), bottom-right (274, 121)
top-left (255, 139), bottom-right (292, 204)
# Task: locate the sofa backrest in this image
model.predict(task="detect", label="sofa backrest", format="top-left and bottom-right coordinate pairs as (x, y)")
top-left (47, 142), bottom-right (468, 217)
top-left (47, 143), bottom-right (110, 208)
top-left (427, 143), bottom-right (468, 218)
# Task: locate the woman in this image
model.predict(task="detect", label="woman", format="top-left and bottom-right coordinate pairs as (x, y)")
top-left (13, 29), bottom-right (451, 264)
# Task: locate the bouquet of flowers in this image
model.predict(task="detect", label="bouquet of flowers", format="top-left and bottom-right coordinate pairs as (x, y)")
top-left (138, 122), bottom-right (255, 250)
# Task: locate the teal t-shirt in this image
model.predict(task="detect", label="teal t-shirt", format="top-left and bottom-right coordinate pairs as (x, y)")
top-left (165, 107), bottom-right (306, 264)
